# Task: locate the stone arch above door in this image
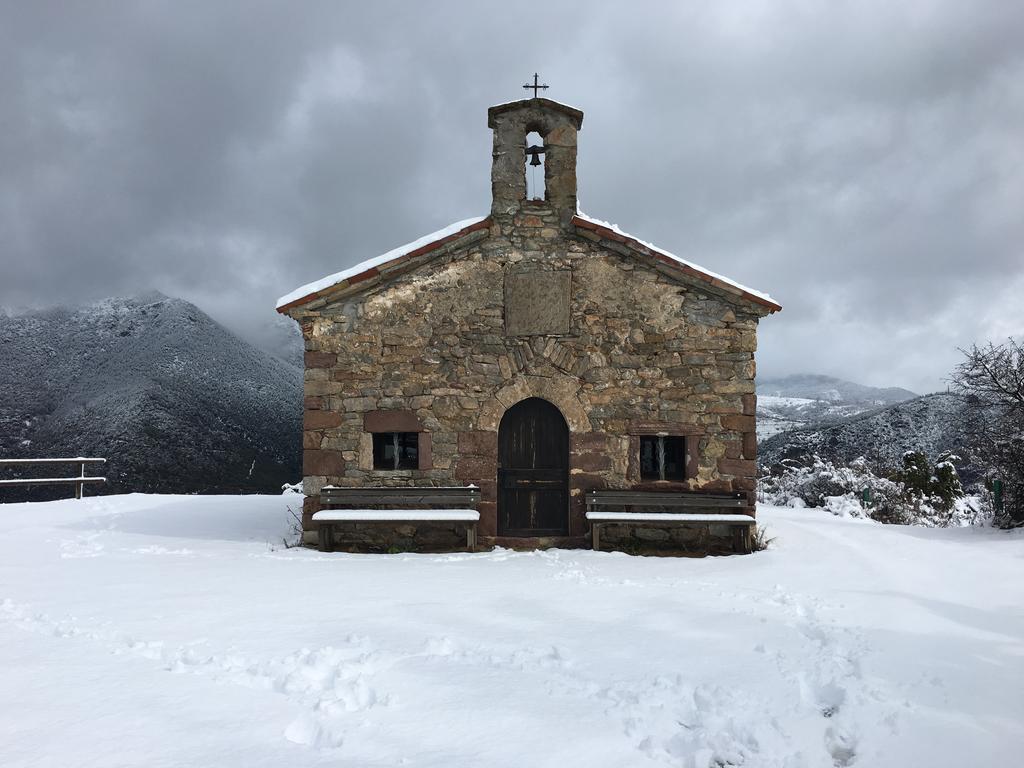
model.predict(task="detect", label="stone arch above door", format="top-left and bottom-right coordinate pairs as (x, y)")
top-left (476, 373), bottom-right (592, 433)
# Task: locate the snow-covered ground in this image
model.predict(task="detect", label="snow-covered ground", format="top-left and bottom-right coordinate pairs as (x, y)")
top-left (759, 395), bottom-right (821, 409)
top-left (757, 395), bottom-right (819, 440)
top-left (755, 395), bottom-right (883, 441)
top-left (2, 495), bottom-right (1021, 767)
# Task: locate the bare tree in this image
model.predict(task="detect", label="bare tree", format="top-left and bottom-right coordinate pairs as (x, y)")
top-left (951, 338), bottom-right (1024, 527)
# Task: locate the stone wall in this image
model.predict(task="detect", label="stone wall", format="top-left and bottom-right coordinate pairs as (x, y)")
top-left (488, 98), bottom-right (582, 228)
top-left (292, 201), bottom-right (764, 545)
top-left (319, 521), bottom-right (473, 553)
top-left (595, 522), bottom-right (753, 556)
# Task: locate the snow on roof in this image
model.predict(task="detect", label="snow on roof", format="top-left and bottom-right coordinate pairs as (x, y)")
top-left (276, 209), bottom-right (780, 314)
top-left (276, 216), bottom-right (488, 311)
top-left (574, 211), bottom-right (781, 312)
top-left (487, 97), bottom-right (585, 113)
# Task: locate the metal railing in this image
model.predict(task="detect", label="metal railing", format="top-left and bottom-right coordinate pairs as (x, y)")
top-left (0, 458), bottom-right (107, 500)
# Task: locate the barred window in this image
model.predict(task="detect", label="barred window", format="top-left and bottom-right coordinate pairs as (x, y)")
top-left (372, 432), bottom-right (419, 470)
top-left (639, 435), bottom-right (687, 481)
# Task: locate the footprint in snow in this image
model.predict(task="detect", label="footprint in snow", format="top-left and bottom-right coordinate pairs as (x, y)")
top-left (59, 533), bottom-right (106, 558)
top-left (2, 597), bottom-right (387, 750)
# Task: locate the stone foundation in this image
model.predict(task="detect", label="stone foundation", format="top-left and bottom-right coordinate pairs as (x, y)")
top-left (313, 521), bottom-right (474, 553)
top-left (595, 522), bottom-right (753, 556)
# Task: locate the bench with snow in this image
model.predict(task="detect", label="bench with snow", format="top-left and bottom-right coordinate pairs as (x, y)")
top-left (313, 486), bottom-right (481, 553)
top-left (585, 490), bottom-right (756, 555)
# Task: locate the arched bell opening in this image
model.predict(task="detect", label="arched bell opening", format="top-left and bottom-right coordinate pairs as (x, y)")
top-left (524, 131), bottom-right (546, 201)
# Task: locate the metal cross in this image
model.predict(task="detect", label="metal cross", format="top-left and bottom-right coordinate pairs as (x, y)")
top-left (523, 73), bottom-right (549, 98)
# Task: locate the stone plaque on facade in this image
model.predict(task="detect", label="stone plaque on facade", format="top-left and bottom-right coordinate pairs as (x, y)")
top-left (504, 270), bottom-right (571, 336)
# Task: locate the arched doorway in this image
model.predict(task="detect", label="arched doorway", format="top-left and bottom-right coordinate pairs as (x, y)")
top-left (497, 397), bottom-right (569, 536)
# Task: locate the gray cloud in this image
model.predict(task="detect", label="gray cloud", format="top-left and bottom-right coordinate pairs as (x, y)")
top-left (2, 1), bottom-right (1022, 393)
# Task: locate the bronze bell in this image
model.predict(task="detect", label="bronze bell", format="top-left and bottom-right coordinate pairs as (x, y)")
top-left (526, 145), bottom-right (544, 166)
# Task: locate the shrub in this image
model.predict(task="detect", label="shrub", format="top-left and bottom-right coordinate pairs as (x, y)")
top-left (761, 456), bottom-right (902, 520)
top-left (893, 450), bottom-right (970, 526)
top-left (760, 453), bottom-right (981, 527)
top-left (750, 526), bottom-right (775, 552)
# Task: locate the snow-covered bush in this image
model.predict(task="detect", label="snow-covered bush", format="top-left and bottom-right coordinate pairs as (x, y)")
top-left (761, 456), bottom-right (903, 521)
top-left (760, 454), bottom-right (983, 527)
top-left (886, 450), bottom-right (980, 525)
top-left (895, 450), bottom-right (963, 509)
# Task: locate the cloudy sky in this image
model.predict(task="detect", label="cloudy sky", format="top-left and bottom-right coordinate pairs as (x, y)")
top-left (2, 1), bottom-right (1021, 393)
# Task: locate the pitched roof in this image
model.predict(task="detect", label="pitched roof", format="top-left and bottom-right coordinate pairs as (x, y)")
top-left (276, 212), bottom-right (781, 315)
top-left (487, 98), bottom-right (584, 129)
top-left (276, 217), bottom-right (490, 313)
top-left (573, 213), bottom-right (782, 313)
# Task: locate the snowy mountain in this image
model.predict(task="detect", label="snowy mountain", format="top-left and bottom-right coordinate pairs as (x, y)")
top-left (759, 374), bottom-right (918, 405)
top-left (0, 293), bottom-right (301, 497)
top-left (758, 392), bottom-right (985, 481)
top-left (756, 374), bottom-right (918, 439)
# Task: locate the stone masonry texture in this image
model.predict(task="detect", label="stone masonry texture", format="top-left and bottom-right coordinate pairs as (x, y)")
top-left (283, 99), bottom-right (773, 550)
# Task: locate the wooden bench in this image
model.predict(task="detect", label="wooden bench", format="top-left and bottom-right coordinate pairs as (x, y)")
top-left (313, 486), bottom-right (481, 553)
top-left (585, 490), bottom-right (755, 554)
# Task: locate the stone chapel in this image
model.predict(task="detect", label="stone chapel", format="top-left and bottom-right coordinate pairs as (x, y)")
top-left (276, 95), bottom-right (781, 552)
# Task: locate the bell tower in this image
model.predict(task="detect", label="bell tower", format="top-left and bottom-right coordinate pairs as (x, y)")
top-left (487, 96), bottom-right (584, 230)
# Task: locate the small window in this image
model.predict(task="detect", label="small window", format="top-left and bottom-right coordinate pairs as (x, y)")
top-left (372, 432), bottom-right (419, 470)
top-left (640, 435), bottom-right (688, 481)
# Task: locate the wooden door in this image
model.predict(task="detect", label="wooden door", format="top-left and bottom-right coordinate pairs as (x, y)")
top-left (497, 398), bottom-right (569, 536)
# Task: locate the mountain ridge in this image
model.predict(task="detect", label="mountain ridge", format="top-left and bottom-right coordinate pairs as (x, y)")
top-left (756, 373), bottom-right (920, 440)
top-left (758, 373), bottom-right (918, 404)
top-left (0, 294), bottom-right (302, 497)
top-left (757, 392), bottom-right (986, 482)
